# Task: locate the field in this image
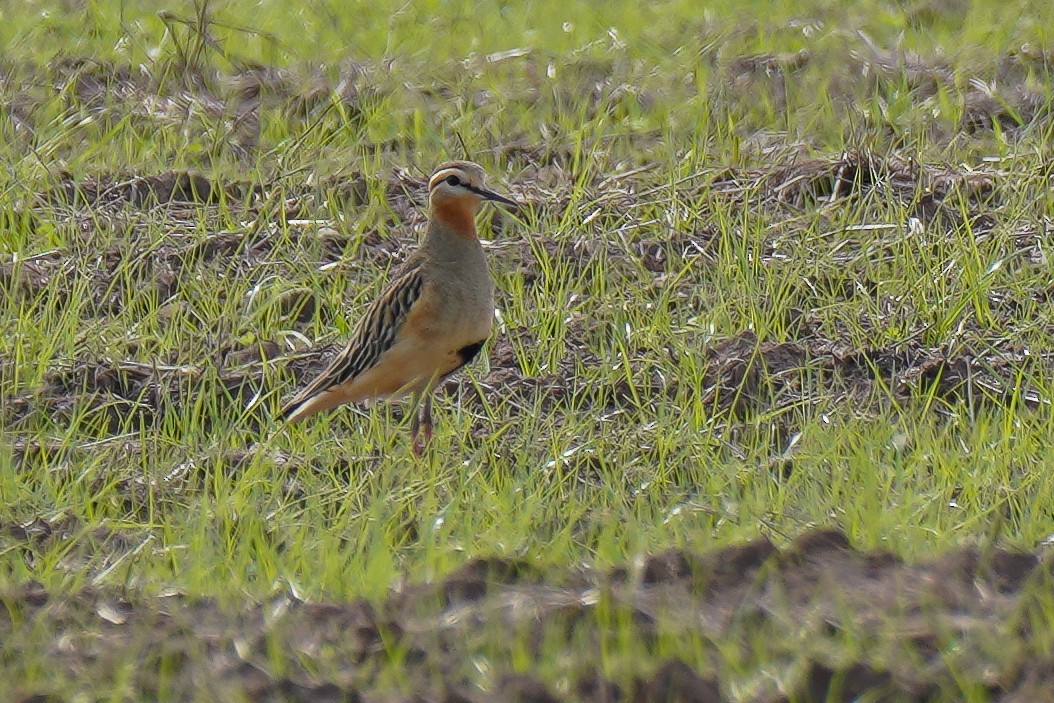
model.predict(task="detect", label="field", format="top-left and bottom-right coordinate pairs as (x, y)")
top-left (4, 0), bottom-right (1054, 700)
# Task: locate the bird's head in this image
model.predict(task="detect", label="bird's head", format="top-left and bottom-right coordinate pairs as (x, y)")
top-left (427, 160), bottom-right (516, 212)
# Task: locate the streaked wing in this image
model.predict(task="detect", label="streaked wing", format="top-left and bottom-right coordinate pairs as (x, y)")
top-left (281, 266), bottom-right (425, 418)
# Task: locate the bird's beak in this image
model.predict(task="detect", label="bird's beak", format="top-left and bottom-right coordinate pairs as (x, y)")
top-left (478, 188), bottom-right (517, 208)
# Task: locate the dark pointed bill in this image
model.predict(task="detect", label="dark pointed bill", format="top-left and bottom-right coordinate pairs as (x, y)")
top-left (470, 185), bottom-right (517, 207)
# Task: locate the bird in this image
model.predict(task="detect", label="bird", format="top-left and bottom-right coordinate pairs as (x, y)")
top-left (281, 160), bottom-right (516, 455)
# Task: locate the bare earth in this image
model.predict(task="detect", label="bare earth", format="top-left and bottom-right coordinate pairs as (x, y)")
top-left (5, 528), bottom-right (1053, 701)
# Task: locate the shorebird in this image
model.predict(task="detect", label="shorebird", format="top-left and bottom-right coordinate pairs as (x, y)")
top-left (281, 160), bottom-right (516, 455)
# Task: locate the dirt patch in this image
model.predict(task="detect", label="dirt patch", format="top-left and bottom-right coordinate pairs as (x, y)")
top-left (3, 528), bottom-right (1052, 701)
top-left (0, 250), bottom-right (66, 299)
top-left (695, 328), bottom-right (1041, 420)
top-left (707, 149), bottom-right (1000, 225)
top-left (39, 170), bottom-right (233, 209)
top-left (5, 355), bottom-right (269, 436)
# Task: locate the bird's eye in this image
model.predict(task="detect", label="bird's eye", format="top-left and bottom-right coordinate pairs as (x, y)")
top-left (446, 175), bottom-right (461, 186)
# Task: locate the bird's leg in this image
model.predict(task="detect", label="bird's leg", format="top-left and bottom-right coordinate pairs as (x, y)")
top-left (420, 392), bottom-right (434, 444)
top-left (411, 392), bottom-right (434, 457)
top-left (410, 389), bottom-right (423, 455)
top-left (410, 411), bottom-right (422, 454)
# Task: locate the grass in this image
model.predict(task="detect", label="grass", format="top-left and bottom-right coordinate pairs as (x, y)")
top-left (4, 0), bottom-right (1054, 699)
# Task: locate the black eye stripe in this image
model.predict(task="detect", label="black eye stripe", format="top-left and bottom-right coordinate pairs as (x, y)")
top-left (430, 171), bottom-right (487, 194)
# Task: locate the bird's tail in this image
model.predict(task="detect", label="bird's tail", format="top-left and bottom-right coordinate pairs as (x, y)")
top-left (280, 399), bottom-right (307, 424)
top-left (280, 386), bottom-right (348, 425)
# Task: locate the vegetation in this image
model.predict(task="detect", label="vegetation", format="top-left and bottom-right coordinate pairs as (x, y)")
top-left (4, 0), bottom-right (1054, 699)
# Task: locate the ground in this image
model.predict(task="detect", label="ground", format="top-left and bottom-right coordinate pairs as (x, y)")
top-left (7, 530), bottom-right (1054, 702)
top-left (4, 0), bottom-right (1054, 701)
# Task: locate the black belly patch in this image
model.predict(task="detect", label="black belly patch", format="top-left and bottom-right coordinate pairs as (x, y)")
top-left (457, 340), bottom-right (486, 365)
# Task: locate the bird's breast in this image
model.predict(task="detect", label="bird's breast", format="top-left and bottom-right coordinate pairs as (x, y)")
top-left (448, 286), bottom-right (494, 345)
top-left (404, 274), bottom-right (492, 345)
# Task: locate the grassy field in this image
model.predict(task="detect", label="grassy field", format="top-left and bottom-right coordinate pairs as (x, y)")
top-left (5, 0), bottom-right (1054, 700)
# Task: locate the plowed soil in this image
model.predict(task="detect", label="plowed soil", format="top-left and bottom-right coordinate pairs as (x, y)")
top-left (5, 529), bottom-right (1053, 702)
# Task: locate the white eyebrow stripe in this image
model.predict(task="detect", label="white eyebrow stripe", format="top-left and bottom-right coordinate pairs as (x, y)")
top-left (428, 169), bottom-right (463, 190)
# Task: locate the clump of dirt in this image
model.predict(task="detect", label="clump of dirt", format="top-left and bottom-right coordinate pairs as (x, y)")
top-left (710, 149), bottom-right (999, 227)
top-left (696, 328), bottom-right (1039, 420)
top-left (0, 250), bottom-right (65, 298)
top-left (3, 528), bottom-right (1052, 701)
top-left (39, 170), bottom-right (233, 209)
top-left (5, 355), bottom-right (269, 435)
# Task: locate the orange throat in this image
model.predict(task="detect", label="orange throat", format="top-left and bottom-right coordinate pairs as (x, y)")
top-left (432, 201), bottom-right (478, 240)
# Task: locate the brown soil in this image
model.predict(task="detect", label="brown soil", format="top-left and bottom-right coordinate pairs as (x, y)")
top-left (4, 529), bottom-right (1052, 701)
